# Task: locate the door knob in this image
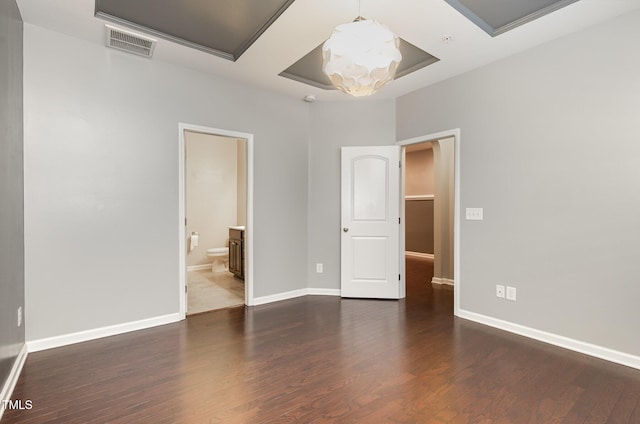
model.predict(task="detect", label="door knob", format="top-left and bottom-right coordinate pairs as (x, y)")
top-left (343, 228), bottom-right (349, 232)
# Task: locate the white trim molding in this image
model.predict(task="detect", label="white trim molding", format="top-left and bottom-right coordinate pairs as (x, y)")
top-left (457, 309), bottom-right (640, 371)
top-left (405, 251), bottom-right (434, 260)
top-left (252, 289), bottom-right (309, 306)
top-left (27, 313), bottom-right (181, 353)
top-left (26, 288), bottom-right (342, 353)
top-left (432, 277), bottom-right (454, 286)
top-left (252, 288), bottom-right (341, 306)
top-left (0, 344), bottom-right (28, 421)
top-left (308, 288), bottom-right (341, 296)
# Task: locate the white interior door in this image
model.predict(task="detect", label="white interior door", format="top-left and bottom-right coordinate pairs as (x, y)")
top-left (341, 146), bottom-right (402, 299)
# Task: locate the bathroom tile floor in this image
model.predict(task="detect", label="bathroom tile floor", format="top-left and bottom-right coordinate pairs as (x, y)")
top-left (187, 269), bottom-right (244, 315)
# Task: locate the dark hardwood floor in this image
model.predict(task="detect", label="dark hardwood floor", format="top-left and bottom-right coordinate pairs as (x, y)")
top-left (5, 257), bottom-right (640, 423)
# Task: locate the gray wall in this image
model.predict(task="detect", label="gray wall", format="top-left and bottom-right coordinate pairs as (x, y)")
top-left (307, 100), bottom-right (396, 290)
top-left (24, 24), bottom-right (308, 341)
top-left (397, 11), bottom-right (640, 356)
top-left (0, 0), bottom-right (25, 387)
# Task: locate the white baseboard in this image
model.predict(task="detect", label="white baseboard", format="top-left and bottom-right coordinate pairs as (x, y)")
top-left (27, 313), bottom-right (181, 353)
top-left (405, 251), bottom-right (434, 260)
top-left (252, 288), bottom-right (341, 306)
top-left (187, 264), bottom-right (211, 271)
top-left (457, 309), bottom-right (640, 371)
top-left (0, 344), bottom-right (28, 421)
top-left (432, 277), bottom-right (454, 286)
top-left (24, 288), bottom-right (341, 351)
top-left (308, 288), bottom-right (341, 296)
top-left (252, 289), bottom-right (309, 306)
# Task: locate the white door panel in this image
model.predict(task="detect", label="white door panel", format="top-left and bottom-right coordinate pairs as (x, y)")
top-left (341, 146), bottom-right (401, 299)
top-left (353, 157), bottom-right (388, 220)
top-left (352, 237), bottom-right (388, 280)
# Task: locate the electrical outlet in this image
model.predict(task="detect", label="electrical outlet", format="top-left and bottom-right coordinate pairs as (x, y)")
top-left (316, 263), bottom-right (323, 273)
top-left (465, 208), bottom-right (484, 221)
top-left (17, 306), bottom-right (22, 327)
top-left (506, 286), bottom-right (517, 301)
top-left (496, 285), bottom-right (505, 299)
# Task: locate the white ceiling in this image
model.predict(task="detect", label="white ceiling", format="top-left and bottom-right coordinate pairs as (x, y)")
top-left (16, 0), bottom-right (640, 102)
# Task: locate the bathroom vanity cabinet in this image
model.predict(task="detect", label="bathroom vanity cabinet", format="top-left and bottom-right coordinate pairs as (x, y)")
top-left (229, 227), bottom-right (244, 280)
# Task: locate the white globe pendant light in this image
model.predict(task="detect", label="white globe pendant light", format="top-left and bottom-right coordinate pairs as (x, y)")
top-left (322, 18), bottom-right (402, 97)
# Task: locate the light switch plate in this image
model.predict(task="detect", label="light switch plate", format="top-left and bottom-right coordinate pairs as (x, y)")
top-left (506, 286), bottom-right (517, 301)
top-left (466, 207), bottom-right (483, 220)
top-left (496, 285), bottom-right (505, 298)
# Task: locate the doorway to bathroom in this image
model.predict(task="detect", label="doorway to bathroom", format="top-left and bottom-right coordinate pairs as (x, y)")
top-left (178, 124), bottom-right (254, 318)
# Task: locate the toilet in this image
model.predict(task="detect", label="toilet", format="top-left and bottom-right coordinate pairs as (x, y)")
top-left (207, 247), bottom-right (229, 272)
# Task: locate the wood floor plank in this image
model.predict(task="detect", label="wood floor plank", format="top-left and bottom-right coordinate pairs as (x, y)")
top-left (5, 257), bottom-right (640, 423)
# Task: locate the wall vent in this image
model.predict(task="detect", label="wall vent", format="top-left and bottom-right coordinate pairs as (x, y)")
top-left (105, 24), bottom-right (156, 58)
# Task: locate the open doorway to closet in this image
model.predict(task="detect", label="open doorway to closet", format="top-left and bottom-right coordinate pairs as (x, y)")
top-left (404, 142), bottom-right (436, 298)
top-left (178, 124), bottom-right (254, 318)
top-left (399, 131), bottom-right (458, 313)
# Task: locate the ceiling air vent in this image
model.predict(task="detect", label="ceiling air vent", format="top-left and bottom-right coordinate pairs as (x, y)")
top-left (105, 24), bottom-right (156, 58)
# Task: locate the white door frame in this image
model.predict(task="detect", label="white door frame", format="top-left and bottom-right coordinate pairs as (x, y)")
top-left (397, 128), bottom-right (461, 316)
top-left (178, 123), bottom-right (255, 319)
